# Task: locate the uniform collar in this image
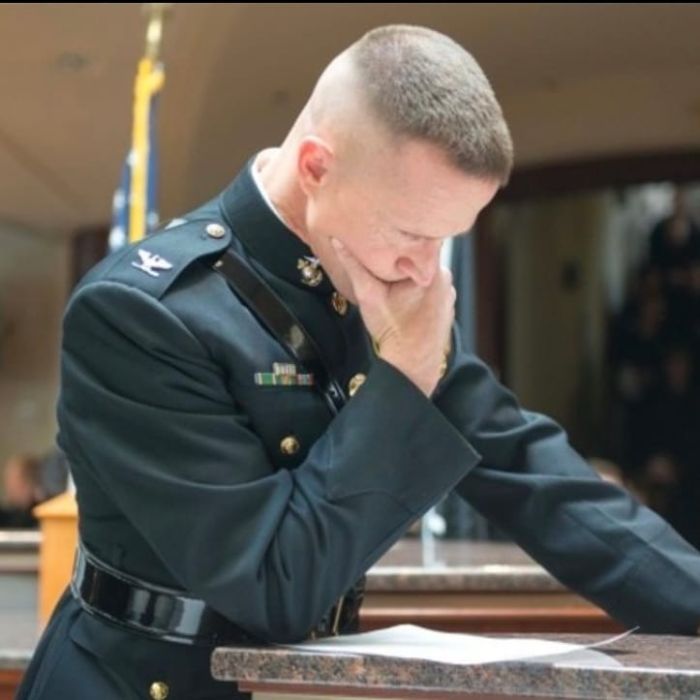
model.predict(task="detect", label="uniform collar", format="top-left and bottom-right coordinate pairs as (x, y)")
top-left (218, 154), bottom-right (334, 295)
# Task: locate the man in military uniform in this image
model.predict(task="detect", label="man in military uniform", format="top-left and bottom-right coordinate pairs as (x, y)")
top-left (18, 24), bottom-right (700, 700)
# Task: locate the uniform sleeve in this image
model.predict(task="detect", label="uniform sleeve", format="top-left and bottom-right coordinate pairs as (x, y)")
top-left (436, 327), bottom-right (700, 634)
top-left (59, 280), bottom-right (482, 642)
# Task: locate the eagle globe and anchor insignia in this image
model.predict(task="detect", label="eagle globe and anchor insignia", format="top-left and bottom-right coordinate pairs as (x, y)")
top-left (297, 256), bottom-right (324, 287)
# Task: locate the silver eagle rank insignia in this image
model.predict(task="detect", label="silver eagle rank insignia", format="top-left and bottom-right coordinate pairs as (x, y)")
top-left (132, 249), bottom-right (174, 278)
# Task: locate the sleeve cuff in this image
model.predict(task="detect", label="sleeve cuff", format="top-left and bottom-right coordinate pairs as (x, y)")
top-left (324, 356), bottom-right (483, 515)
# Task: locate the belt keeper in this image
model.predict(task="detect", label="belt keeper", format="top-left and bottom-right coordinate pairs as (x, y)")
top-left (330, 595), bottom-right (346, 636)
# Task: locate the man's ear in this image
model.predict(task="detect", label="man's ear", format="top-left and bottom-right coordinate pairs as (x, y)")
top-left (297, 136), bottom-right (334, 197)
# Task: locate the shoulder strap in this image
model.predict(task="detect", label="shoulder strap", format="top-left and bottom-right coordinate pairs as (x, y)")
top-left (215, 247), bottom-right (347, 416)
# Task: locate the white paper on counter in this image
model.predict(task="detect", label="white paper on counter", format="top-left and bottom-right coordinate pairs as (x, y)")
top-left (281, 624), bottom-right (633, 668)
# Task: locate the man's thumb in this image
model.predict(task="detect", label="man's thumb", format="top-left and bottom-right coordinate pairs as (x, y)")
top-left (330, 238), bottom-right (378, 302)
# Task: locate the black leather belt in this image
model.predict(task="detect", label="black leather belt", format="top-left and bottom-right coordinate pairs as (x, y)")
top-left (70, 543), bottom-right (363, 645)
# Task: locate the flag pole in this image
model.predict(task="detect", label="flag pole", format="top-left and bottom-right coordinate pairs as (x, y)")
top-left (127, 4), bottom-right (171, 243)
top-left (143, 3), bottom-right (171, 61)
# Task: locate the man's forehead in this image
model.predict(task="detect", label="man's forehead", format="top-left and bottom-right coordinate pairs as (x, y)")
top-left (388, 186), bottom-right (488, 240)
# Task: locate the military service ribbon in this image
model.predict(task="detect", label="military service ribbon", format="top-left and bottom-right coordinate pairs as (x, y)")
top-left (254, 363), bottom-right (315, 386)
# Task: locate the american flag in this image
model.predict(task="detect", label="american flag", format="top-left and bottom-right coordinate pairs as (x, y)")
top-left (108, 57), bottom-right (164, 251)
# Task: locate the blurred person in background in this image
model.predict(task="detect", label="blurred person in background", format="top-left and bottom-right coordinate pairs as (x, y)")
top-left (0, 454), bottom-right (44, 528)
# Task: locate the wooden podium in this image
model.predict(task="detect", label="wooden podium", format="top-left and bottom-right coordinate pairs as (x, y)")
top-left (32, 491), bottom-right (78, 624)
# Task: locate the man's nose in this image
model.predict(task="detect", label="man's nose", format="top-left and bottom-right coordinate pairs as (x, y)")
top-left (401, 240), bottom-right (442, 286)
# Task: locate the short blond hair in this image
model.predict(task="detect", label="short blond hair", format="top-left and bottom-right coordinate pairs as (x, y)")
top-left (348, 25), bottom-right (513, 185)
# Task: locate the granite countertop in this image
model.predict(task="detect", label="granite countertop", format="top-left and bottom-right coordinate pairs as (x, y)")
top-left (367, 539), bottom-right (561, 592)
top-left (0, 535), bottom-right (563, 672)
top-left (212, 633), bottom-right (700, 700)
top-left (0, 572), bottom-right (38, 670)
top-left (0, 530), bottom-right (42, 669)
top-left (0, 530), bottom-right (40, 574)
top-left (0, 531), bottom-right (561, 591)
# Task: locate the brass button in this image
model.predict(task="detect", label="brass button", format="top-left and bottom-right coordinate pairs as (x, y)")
top-left (280, 435), bottom-right (300, 455)
top-left (331, 291), bottom-right (348, 316)
top-left (205, 223), bottom-right (226, 239)
top-left (297, 257), bottom-right (323, 287)
top-left (348, 373), bottom-right (367, 397)
top-left (150, 681), bottom-right (170, 700)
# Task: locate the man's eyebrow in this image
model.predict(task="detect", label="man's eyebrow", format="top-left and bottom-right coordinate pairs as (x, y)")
top-left (400, 228), bottom-right (472, 240)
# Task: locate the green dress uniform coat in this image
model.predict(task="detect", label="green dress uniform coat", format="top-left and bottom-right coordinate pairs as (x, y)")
top-left (17, 154), bottom-right (700, 700)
